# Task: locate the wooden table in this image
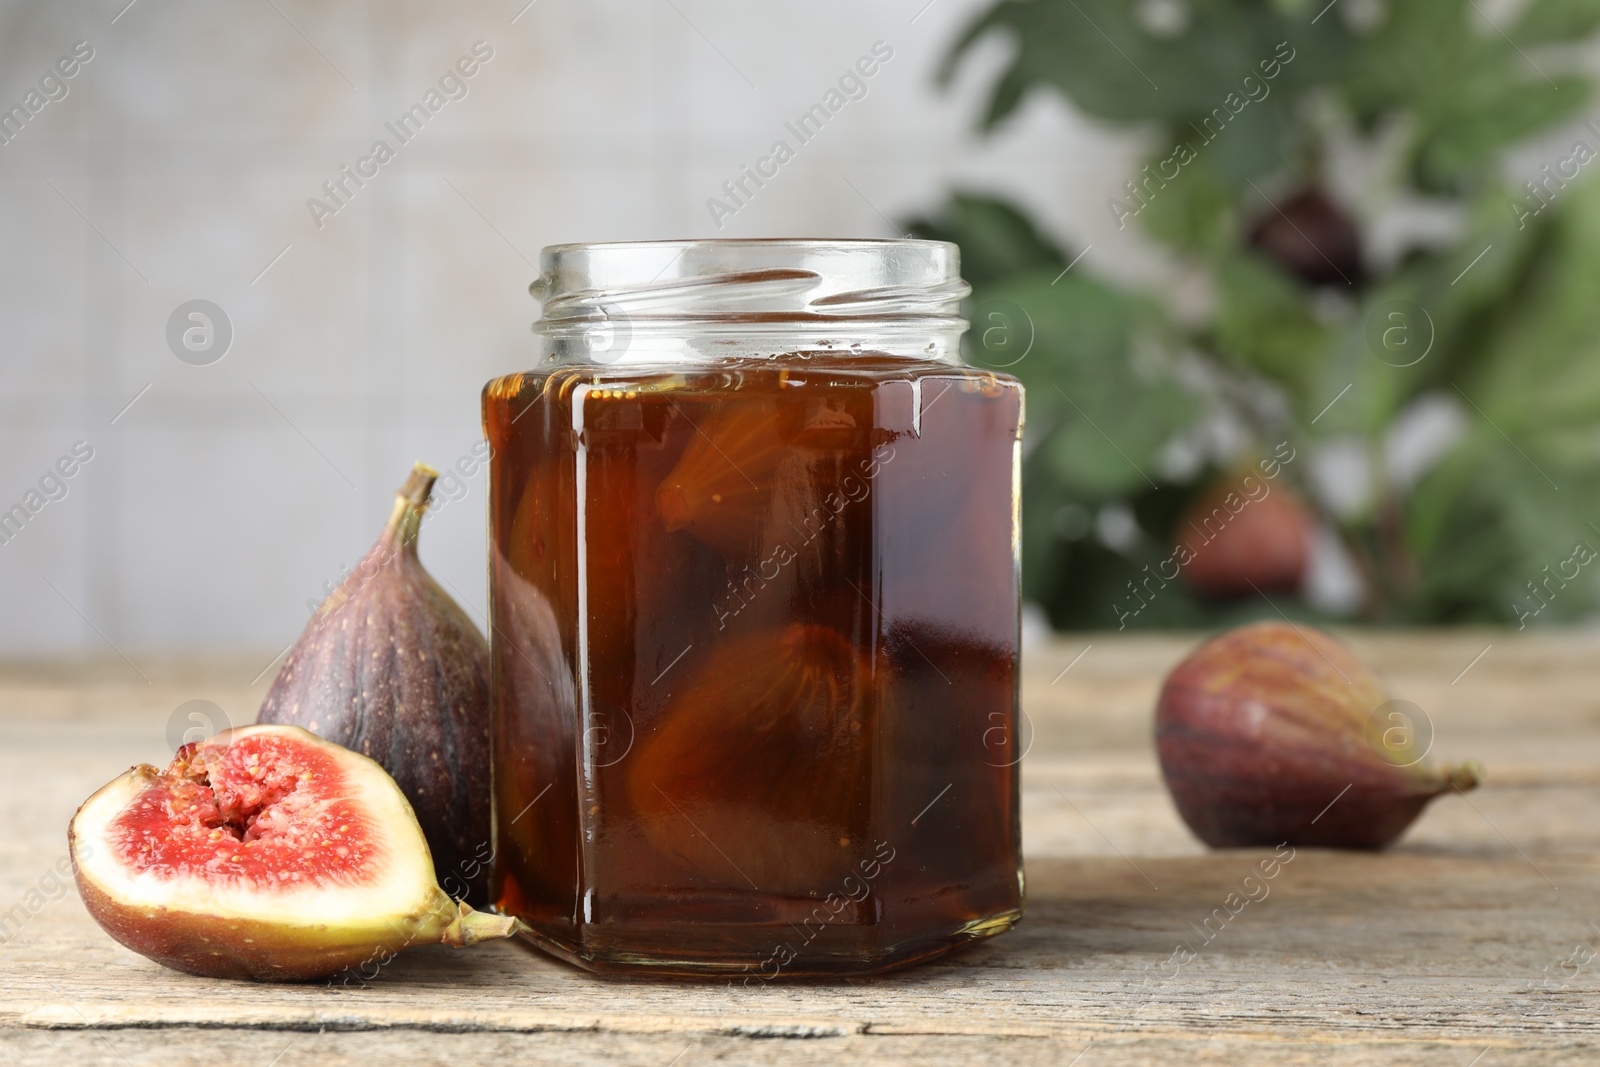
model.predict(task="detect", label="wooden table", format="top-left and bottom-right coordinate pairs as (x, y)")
top-left (3, 631), bottom-right (1596, 1065)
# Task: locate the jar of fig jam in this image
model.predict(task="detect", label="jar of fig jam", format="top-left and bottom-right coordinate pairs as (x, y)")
top-left (483, 239), bottom-right (1023, 978)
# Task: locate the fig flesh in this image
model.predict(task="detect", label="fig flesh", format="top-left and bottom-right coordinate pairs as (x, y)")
top-left (258, 463), bottom-right (492, 904)
top-left (1156, 622), bottom-right (1480, 849)
top-left (68, 724), bottom-right (521, 981)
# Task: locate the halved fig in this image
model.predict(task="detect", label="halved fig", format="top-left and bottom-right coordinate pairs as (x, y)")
top-left (68, 723), bottom-right (522, 982)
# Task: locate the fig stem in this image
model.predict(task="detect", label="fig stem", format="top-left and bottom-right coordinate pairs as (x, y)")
top-left (1441, 761), bottom-right (1483, 794)
top-left (441, 902), bottom-right (530, 947)
top-left (382, 462), bottom-right (439, 553)
top-left (398, 462), bottom-right (439, 511)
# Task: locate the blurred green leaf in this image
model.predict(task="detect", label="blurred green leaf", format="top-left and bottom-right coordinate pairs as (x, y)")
top-left (927, 0), bottom-right (1600, 629)
top-left (906, 192), bottom-right (1066, 288)
top-left (1134, 147), bottom-right (1240, 253)
top-left (943, 0), bottom-right (1345, 123)
top-left (1461, 177), bottom-right (1600, 433)
top-left (1513, 0), bottom-right (1600, 44)
top-left (1404, 175), bottom-right (1600, 622)
top-left (942, 0), bottom-right (1353, 182)
top-left (976, 269), bottom-right (1199, 499)
top-left (1210, 252), bottom-right (1331, 403)
top-left (1343, 0), bottom-right (1591, 190)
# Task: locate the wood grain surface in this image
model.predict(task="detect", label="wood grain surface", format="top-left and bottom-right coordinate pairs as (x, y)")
top-left (2, 630), bottom-right (1596, 1065)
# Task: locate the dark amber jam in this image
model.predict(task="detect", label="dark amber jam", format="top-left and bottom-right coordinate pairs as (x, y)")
top-left (486, 353), bottom-right (1023, 978)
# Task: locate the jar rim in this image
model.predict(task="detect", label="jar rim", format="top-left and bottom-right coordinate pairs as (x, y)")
top-left (531, 238), bottom-right (968, 326)
top-left (539, 237), bottom-right (949, 254)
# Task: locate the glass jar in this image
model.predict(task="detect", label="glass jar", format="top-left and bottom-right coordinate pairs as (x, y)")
top-left (483, 239), bottom-right (1024, 978)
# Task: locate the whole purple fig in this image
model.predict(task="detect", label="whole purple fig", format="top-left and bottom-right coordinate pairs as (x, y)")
top-left (1156, 622), bottom-right (1479, 849)
top-left (258, 463), bottom-right (492, 903)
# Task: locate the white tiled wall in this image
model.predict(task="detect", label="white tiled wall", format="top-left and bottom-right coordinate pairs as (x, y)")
top-left (0, 0), bottom-right (1154, 662)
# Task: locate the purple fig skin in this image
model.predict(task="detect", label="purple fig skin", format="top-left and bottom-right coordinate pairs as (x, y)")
top-left (1156, 622), bottom-right (1480, 850)
top-left (258, 464), bottom-right (493, 904)
top-left (1247, 186), bottom-right (1364, 287)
